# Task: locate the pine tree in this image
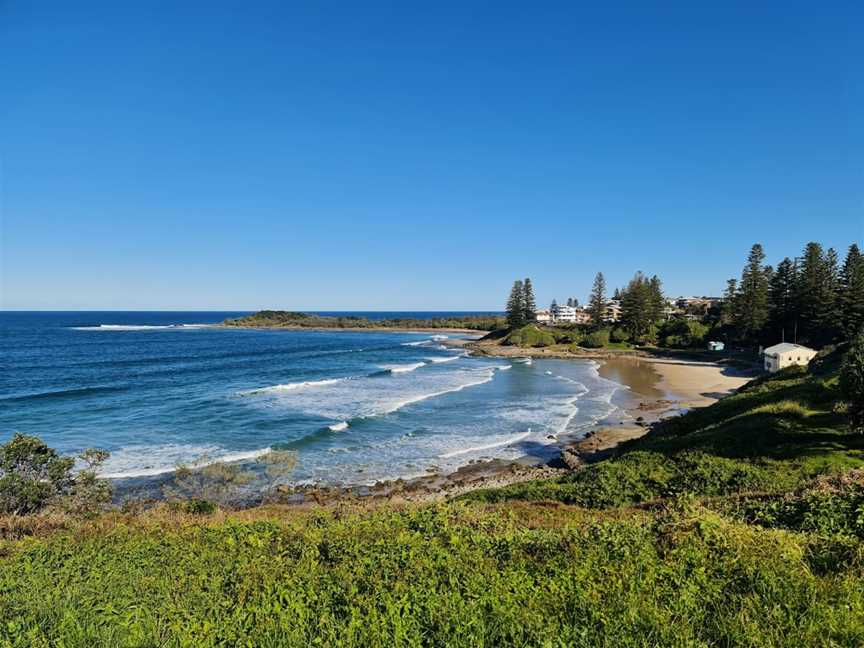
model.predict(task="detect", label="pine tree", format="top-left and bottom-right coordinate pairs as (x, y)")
top-left (521, 278), bottom-right (537, 324)
top-left (566, 297), bottom-right (573, 307)
top-left (841, 243), bottom-right (864, 338)
top-left (768, 257), bottom-right (797, 344)
top-left (620, 272), bottom-right (661, 341)
top-left (736, 244), bottom-right (771, 343)
top-left (721, 278), bottom-right (739, 328)
top-left (796, 242), bottom-right (840, 346)
top-left (648, 275), bottom-right (665, 322)
top-left (505, 280), bottom-right (525, 329)
top-left (588, 272), bottom-right (607, 327)
top-left (824, 248), bottom-right (843, 341)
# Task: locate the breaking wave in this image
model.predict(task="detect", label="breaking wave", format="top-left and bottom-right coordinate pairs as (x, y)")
top-left (239, 378), bottom-right (346, 396)
top-left (439, 430), bottom-right (532, 459)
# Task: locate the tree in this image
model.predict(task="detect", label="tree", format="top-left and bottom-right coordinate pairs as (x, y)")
top-left (588, 272), bottom-right (607, 327)
top-left (841, 244), bottom-right (864, 338)
top-left (620, 272), bottom-right (659, 342)
top-left (648, 275), bottom-right (665, 322)
top-left (521, 278), bottom-right (537, 324)
top-left (566, 297), bottom-right (573, 307)
top-left (721, 278), bottom-right (738, 328)
top-left (768, 257), bottom-right (797, 344)
top-left (505, 280), bottom-right (525, 328)
top-left (0, 434), bottom-right (111, 515)
top-left (796, 242), bottom-right (841, 346)
top-left (736, 244), bottom-right (771, 343)
top-left (841, 332), bottom-right (864, 434)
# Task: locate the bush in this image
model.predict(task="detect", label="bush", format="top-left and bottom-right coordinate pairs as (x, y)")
top-left (581, 329), bottom-right (610, 348)
top-left (610, 328), bottom-right (630, 343)
top-left (0, 434), bottom-right (111, 516)
top-left (659, 319), bottom-right (709, 348)
top-left (184, 499), bottom-right (218, 515)
top-left (504, 325), bottom-right (556, 348)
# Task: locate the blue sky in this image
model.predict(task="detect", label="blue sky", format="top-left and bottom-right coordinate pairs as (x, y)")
top-left (1, 2), bottom-right (861, 310)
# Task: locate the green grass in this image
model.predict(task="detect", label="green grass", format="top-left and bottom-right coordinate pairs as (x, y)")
top-left (2, 357), bottom-right (863, 646)
top-left (1, 503), bottom-right (863, 647)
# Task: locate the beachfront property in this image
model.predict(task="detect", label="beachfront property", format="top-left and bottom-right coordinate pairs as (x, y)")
top-left (536, 303), bottom-right (591, 325)
top-left (762, 343), bottom-right (817, 373)
top-left (675, 296), bottom-right (722, 317)
top-left (547, 303), bottom-right (591, 324)
top-left (603, 300), bottom-right (622, 323)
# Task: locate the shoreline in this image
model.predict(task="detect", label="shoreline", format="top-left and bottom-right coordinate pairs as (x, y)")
top-left (264, 353), bottom-right (754, 506)
top-left (110, 337), bottom-right (756, 508)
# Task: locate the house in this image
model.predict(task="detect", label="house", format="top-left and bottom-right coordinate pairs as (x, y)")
top-left (535, 309), bottom-right (552, 324)
top-left (707, 341), bottom-right (725, 351)
top-left (603, 300), bottom-right (622, 323)
top-left (762, 343), bottom-right (817, 373)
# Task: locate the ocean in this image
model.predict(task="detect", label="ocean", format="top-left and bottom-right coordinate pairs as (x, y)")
top-left (0, 312), bottom-right (624, 488)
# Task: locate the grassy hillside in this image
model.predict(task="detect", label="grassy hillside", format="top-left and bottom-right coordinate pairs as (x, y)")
top-left (1, 358), bottom-right (863, 646)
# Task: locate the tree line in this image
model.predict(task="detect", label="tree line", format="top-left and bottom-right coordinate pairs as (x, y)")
top-left (502, 239), bottom-right (863, 352)
top-left (722, 242), bottom-right (864, 348)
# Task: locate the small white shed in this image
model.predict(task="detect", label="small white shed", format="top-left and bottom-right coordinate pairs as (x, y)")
top-left (762, 343), bottom-right (817, 373)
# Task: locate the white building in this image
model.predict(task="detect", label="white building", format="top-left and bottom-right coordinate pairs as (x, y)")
top-left (535, 309), bottom-right (552, 324)
top-left (551, 304), bottom-right (579, 323)
top-left (762, 343), bottom-right (817, 373)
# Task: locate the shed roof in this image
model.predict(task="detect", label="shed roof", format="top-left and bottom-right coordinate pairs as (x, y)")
top-left (763, 343), bottom-right (815, 355)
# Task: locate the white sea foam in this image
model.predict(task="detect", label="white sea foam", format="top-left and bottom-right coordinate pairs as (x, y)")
top-left (430, 335), bottom-right (449, 340)
top-left (71, 324), bottom-right (211, 331)
top-left (239, 378), bottom-right (346, 396)
top-left (379, 362), bottom-right (426, 373)
top-left (438, 429), bottom-right (532, 459)
top-left (99, 444), bottom-right (272, 479)
top-left (328, 421), bottom-right (349, 432)
top-left (425, 355), bottom-right (461, 364)
top-left (401, 340), bottom-right (432, 347)
top-left (379, 370), bottom-right (496, 415)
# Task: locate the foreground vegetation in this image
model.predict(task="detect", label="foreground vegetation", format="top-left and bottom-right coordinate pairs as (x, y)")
top-left (1, 344), bottom-right (863, 646)
top-left (224, 310), bottom-right (503, 331)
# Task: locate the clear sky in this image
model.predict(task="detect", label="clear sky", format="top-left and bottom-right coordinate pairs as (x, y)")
top-left (1, 2), bottom-right (861, 310)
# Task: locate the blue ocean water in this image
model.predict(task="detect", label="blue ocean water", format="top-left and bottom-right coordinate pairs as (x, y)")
top-left (0, 312), bottom-right (623, 486)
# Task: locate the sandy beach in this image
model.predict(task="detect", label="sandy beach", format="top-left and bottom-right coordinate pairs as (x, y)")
top-left (275, 352), bottom-right (755, 505)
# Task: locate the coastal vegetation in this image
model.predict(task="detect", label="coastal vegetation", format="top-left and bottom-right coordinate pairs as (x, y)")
top-left (2, 348), bottom-right (864, 645)
top-left (224, 311), bottom-right (503, 331)
top-left (504, 277), bottom-right (538, 328)
top-left (494, 239), bottom-right (864, 355)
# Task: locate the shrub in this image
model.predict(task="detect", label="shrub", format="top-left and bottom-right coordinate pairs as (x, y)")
top-left (610, 328), bottom-right (630, 343)
top-left (505, 325), bottom-right (556, 348)
top-left (659, 319), bottom-right (709, 348)
top-left (162, 450), bottom-right (298, 507)
top-left (184, 499), bottom-right (218, 515)
top-left (581, 329), bottom-right (610, 348)
top-left (0, 434), bottom-right (111, 516)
